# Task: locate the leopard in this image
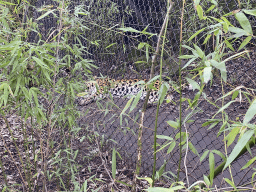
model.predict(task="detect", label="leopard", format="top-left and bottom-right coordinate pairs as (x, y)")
top-left (76, 77), bottom-right (175, 106)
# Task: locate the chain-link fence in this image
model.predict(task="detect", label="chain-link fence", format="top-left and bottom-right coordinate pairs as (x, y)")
top-left (34, 0), bottom-right (256, 187)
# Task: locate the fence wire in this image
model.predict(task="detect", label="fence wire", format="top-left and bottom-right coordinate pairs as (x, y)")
top-left (34, 0), bottom-right (256, 187)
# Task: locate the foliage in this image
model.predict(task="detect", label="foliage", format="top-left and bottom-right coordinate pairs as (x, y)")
top-left (0, 0), bottom-right (97, 190)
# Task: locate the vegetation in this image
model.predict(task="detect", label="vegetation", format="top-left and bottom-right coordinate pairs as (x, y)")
top-left (0, 0), bottom-right (256, 191)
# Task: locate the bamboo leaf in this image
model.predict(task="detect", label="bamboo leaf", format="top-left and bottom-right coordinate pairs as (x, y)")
top-left (228, 26), bottom-right (246, 34)
top-left (211, 150), bottom-right (226, 160)
top-left (241, 156), bottom-right (256, 170)
top-left (238, 36), bottom-right (252, 51)
top-left (130, 89), bottom-right (143, 113)
top-left (200, 150), bottom-right (209, 162)
top-left (209, 152), bottom-right (215, 186)
top-left (214, 100), bottom-right (236, 117)
top-left (203, 175), bottom-right (210, 186)
top-left (203, 66), bottom-right (212, 83)
top-left (235, 12), bottom-right (252, 34)
top-left (225, 127), bottom-right (240, 147)
top-left (36, 9), bottom-right (56, 21)
top-left (156, 135), bottom-right (173, 141)
top-left (243, 9), bottom-right (256, 17)
top-left (187, 28), bottom-right (206, 42)
top-left (224, 178), bottom-right (237, 190)
top-left (167, 120), bottom-right (179, 129)
top-left (167, 141), bottom-right (176, 154)
top-left (189, 142), bottom-right (199, 157)
top-left (179, 55), bottom-right (196, 59)
top-left (224, 39), bottom-right (235, 51)
top-left (185, 78), bottom-right (200, 90)
top-left (112, 148), bottom-right (117, 179)
top-left (243, 99), bottom-right (256, 125)
top-left (194, 44), bottom-right (205, 59)
top-left (224, 130), bottom-right (254, 170)
top-left (181, 57), bottom-right (196, 70)
top-left (158, 82), bottom-right (169, 105)
top-left (197, 5), bottom-right (205, 20)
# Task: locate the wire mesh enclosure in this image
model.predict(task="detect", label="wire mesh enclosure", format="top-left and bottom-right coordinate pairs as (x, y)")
top-left (33, 0), bottom-right (256, 188)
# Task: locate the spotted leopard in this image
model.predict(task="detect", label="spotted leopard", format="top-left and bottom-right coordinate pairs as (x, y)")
top-left (76, 77), bottom-right (174, 105)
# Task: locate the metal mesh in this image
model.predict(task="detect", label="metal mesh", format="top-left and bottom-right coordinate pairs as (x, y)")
top-left (34, 0), bottom-right (256, 187)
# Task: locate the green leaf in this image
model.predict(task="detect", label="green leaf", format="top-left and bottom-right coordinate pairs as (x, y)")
top-left (206, 5), bottom-right (215, 13)
top-left (182, 45), bottom-right (196, 52)
top-left (207, 121), bottom-right (219, 130)
top-left (181, 57), bottom-right (197, 70)
top-left (167, 120), bottom-right (179, 129)
top-left (235, 12), bottom-right (252, 34)
top-left (121, 97), bottom-right (133, 115)
top-left (112, 148), bottom-right (116, 179)
top-left (32, 57), bottom-right (51, 70)
top-left (200, 150), bottom-right (209, 162)
top-left (238, 36), bottom-right (252, 51)
top-left (146, 187), bottom-right (173, 192)
top-left (243, 9), bottom-right (256, 17)
top-left (116, 180), bottom-right (132, 187)
top-left (138, 42), bottom-right (146, 49)
top-left (224, 178), bottom-right (237, 190)
top-left (210, 60), bottom-right (227, 82)
top-left (203, 34), bottom-right (212, 44)
top-left (224, 130), bottom-right (254, 170)
top-left (187, 28), bottom-right (206, 42)
top-left (197, 5), bottom-right (205, 20)
top-left (211, 150), bottom-right (226, 160)
top-left (147, 186), bottom-right (185, 192)
top-left (217, 121), bottom-right (228, 137)
top-left (224, 39), bottom-right (235, 51)
top-left (156, 135), bottom-right (173, 141)
top-left (203, 66), bottom-right (212, 83)
top-left (241, 156), bottom-right (256, 170)
top-left (158, 82), bottom-right (169, 105)
top-left (202, 119), bottom-right (220, 127)
top-left (118, 27), bottom-right (156, 36)
top-left (179, 55), bottom-right (196, 59)
top-left (82, 180), bottom-right (87, 191)
top-left (185, 78), bottom-right (200, 90)
top-left (232, 90), bottom-right (239, 100)
top-left (0, 1), bottom-right (16, 5)
top-left (243, 99), bottom-right (256, 125)
top-left (167, 141), bottom-right (176, 154)
top-left (214, 100), bottom-right (236, 117)
top-left (209, 152), bottom-right (215, 186)
top-left (225, 127), bottom-right (240, 147)
top-left (194, 44), bottom-right (205, 59)
top-left (105, 43), bottom-right (117, 49)
top-left (203, 175), bottom-right (210, 186)
top-left (210, 60), bottom-right (226, 72)
top-left (194, 0), bottom-right (200, 6)
top-left (31, 89), bottom-right (39, 107)
top-left (147, 75), bottom-right (160, 85)
top-left (156, 160), bottom-right (167, 179)
top-left (156, 141), bottom-right (173, 153)
top-left (228, 27), bottom-right (247, 36)
top-left (216, 85), bottom-right (244, 101)
top-left (188, 142), bottom-right (199, 157)
top-left (137, 177), bottom-right (153, 186)
top-left (36, 9), bottom-right (56, 21)
top-left (129, 89), bottom-right (143, 113)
